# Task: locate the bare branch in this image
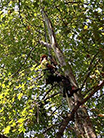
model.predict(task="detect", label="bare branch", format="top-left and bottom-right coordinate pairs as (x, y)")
top-left (12, 43), bottom-right (39, 77)
top-left (44, 92), bottom-right (60, 101)
top-left (80, 52), bottom-right (99, 91)
top-left (81, 80), bottom-right (104, 105)
top-left (64, 1), bottom-right (89, 5)
top-left (42, 86), bottom-right (54, 100)
top-left (43, 123), bottom-right (59, 134)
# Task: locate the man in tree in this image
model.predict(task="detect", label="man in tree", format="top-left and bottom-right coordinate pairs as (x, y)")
top-left (40, 54), bottom-right (79, 97)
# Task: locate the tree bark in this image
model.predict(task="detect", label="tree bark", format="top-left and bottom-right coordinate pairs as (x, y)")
top-left (74, 107), bottom-right (97, 138)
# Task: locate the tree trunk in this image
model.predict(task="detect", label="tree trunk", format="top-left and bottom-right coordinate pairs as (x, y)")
top-left (74, 106), bottom-right (97, 138)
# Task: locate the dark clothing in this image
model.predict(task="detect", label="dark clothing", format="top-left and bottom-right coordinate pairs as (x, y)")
top-left (43, 68), bottom-right (62, 85)
top-left (42, 62), bottom-right (79, 97)
top-left (61, 76), bottom-right (74, 97)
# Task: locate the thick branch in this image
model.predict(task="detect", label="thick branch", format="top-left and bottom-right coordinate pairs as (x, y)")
top-left (56, 113), bottom-right (73, 138)
top-left (41, 8), bottom-right (57, 45)
top-left (56, 80), bottom-right (104, 138)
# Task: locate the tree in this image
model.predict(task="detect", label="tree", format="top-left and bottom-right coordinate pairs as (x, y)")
top-left (0, 0), bottom-right (104, 138)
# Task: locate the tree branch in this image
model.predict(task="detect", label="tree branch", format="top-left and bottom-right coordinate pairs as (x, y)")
top-left (43, 124), bottom-right (59, 134)
top-left (56, 113), bottom-right (73, 138)
top-left (56, 80), bottom-right (104, 138)
top-left (42, 86), bottom-right (54, 100)
top-left (81, 80), bottom-right (104, 105)
top-left (50, 105), bottom-right (61, 117)
top-left (64, 1), bottom-right (89, 5)
top-left (80, 52), bottom-right (99, 91)
top-left (44, 92), bottom-right (60, 101)
top-left (12, 43), bottom-right (39, 77)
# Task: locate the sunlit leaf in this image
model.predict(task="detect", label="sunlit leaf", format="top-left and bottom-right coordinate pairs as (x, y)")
top-left (18, 118), bottom-right (26, 123)
top-left (84, 25), bottom-right (88, 30)
top-left (4, 126), bottom-right (11, 134)
top-left (18, 93), bottom-right (23, 100)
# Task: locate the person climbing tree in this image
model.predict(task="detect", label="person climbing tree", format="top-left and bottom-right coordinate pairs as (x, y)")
top-left (40, 54), bottom-right (79, 97)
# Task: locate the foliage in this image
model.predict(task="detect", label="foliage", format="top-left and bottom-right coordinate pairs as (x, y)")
top-left (0, 0), bottom-right (104, 137)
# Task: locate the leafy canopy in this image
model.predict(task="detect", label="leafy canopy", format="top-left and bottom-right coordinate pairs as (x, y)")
top-left (0, 0), bottom-right (104, 137)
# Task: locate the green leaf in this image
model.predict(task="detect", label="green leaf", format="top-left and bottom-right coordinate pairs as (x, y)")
top-left (18, 118), bottom-right (25, 123)
top-left (18, 93), bottom-right (23, 100)
top-left (84, 25), bottom-right (88, 30)
top-left (4, 126), bottom-right (11, 134)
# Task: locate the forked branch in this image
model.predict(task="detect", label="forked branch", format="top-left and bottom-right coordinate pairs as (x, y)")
top-left (56, 80), bottom-right (104, 138)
